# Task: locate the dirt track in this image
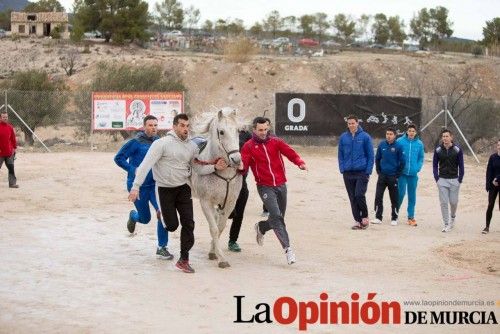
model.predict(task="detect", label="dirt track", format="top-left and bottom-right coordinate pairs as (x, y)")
top-left (0, 149), bottom-right (498, 333)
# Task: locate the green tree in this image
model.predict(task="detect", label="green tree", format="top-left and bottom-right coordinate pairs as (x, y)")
top-left (482, 17), bottom-right (499, 46)
top-left (410, 6), bottom-right (453, 47)
top-left (0, 9), bottom-right (12, 30)
top-left (249, 22), bottom-right (263, 37)
top-left (429, 6), bottom-right (453, 41)
top-left (73, 0), bottom-right (150, 44)
top-left (227, 18), bottom-right (244, 36)
top-left (372, 13), bottom-right (389, 45)
top-left (24, 0), bottom-right (65, 12)
top-left (215, 19), bottom-right (227, 37)
top-left (410, 8), bottom-right (431, 46)
top-left (314, 12), bottom-right (329, 42)
top-left (387, 16), bottom-right (406, 44)
top-left (155, 0), bottom-right (184, 31)
top-left (202, 19), bottom-right (213, 33)
top-left (282, 15), bottom-right (296, 35)
top-left (184, 5), bottom-right (200, 35)
top-left (263, 10), bottom-right (283, 38)
top-left (356, 14), bottom-right (371, 42)
top-left (333, 13), bottom-right (357, 45)
top-left (299, 14), bottom-right (314, 37)
top-left (3, 70), bottom-right (68, 145)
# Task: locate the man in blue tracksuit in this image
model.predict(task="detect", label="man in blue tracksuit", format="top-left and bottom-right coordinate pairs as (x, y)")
top-left (397, 124), bottom-right (424, 226)
top-left (114, 115), bottom-right (173, 260)
top-left (338, 115), bottom-right (374, 230)
top-left (372, 127), bottom-right (405, 226)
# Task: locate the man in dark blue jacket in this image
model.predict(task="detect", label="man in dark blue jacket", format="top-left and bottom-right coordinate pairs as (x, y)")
top-left (371, 128), bottom-right (405, 226)
top-left (338, 115), bottom-right (374, 230)
top-left (114, 115), bottom-right (172, 260)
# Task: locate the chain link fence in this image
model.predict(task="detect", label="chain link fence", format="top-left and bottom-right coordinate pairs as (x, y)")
top-left (1, 90), bottom-right (498, 154)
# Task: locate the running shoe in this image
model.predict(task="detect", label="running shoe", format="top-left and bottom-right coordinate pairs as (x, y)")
top-left (407, 218), bottom-right (417, 226)
top-left (255, 223), bottom-right (264, 246)
top-left (228, 241), bottom-right (241, 252)
top-left (285, 247), bottom-right (296, 265)
top-left (156, 246), bottom-right (174, 260)
top-left (175, 259), bottom-right (195, 273)
top-left (361, 218), bottom-right (369, 229)
top-left (127, 210), bottom-right (137, 233)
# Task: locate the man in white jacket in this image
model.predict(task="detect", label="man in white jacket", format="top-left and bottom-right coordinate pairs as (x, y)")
top-left (129, 114), bottom-right (226, 273)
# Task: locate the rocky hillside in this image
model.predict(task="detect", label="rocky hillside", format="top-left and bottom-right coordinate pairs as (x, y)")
top-left (0, 38), bottom-right (499, 150)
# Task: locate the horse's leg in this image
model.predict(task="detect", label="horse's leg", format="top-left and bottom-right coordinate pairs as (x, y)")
top-left (216, 209), bottom-right (230, 238)
top-left (199, 201), bottom-right (218, 260)
top-left (200, 201), bottom-right (229, 268)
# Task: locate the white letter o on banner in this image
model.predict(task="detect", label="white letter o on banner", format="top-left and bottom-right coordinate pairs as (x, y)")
top-left (287, 98), bottom-right (306, 123)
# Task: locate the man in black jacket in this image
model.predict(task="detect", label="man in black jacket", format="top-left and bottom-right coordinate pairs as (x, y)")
top-left (483, 139), bottom-right (500, 234)
top-left (432, 129), bottom-right (464, 233)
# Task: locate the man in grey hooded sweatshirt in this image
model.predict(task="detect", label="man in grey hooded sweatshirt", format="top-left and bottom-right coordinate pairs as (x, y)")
top-left (129, 114), bottom-right (226, 273)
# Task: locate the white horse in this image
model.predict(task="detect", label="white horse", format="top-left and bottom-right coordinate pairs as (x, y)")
top-left (191, 107), bottom-right (243, 268)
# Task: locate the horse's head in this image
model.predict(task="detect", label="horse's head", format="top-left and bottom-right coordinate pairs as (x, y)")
top-left (210, 107), bottom-right (241, 167)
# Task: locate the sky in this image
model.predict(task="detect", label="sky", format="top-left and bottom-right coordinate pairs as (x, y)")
top-left (58, 0), bottom-right (499, 40)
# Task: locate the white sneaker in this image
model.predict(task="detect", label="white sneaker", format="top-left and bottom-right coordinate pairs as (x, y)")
top-left (254, 223), bottom-right (264, 246)
top-left (391, 220), bottom-right (398, 226)
top-left (371, 218), bottom-right (382, 224)
top-left (442, 224), bottom-right (448, 232)
top-left (444, 225), bottom-right (452, 232)
top-left (285, 247), bottom-right (296, 265)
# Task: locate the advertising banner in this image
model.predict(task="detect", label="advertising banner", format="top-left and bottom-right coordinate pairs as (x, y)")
top-left (92, 92), bottom-right (184, 131)
top-left (275, 93), bottom-right (421, 137)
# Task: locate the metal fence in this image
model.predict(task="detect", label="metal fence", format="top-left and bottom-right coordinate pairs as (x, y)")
top-left (1, 90), bottom-right (498, 155)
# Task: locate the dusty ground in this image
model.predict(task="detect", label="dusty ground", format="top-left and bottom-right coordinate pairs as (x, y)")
top-left (0, 148), bottom-right (498, 333)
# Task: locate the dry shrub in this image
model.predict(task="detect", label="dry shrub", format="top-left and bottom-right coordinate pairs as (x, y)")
top-left (223, 38), bottom-right (258, 63)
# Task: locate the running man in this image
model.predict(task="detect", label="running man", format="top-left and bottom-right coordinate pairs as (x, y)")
top-left (239, 117), bottom-right (307, 265)
top-left (433, 129), bottom-right (464, 233)
top-left (338, 115), bottom-right (374, 230)
top-left (227, 129), bottom-right (252, 252)
top-left (397, 124), bottom-right (425, 226)
top-left (114, 115), bottom-right (173, 260)
top-left (129, 114), bottom-right (226, 273)
top-left (0, 112), bottom-right (19, 188)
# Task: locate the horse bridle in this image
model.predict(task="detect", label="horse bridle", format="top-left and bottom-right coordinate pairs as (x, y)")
top-left (216, 127), bottom-right (239, 163)
top-left (213, 127), bottom-right (240, 211)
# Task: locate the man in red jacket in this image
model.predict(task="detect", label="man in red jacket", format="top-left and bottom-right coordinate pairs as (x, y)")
top-left (240, 117), bottom-right (307, 265)
top-left (0, 112), bottom-right (18, 188)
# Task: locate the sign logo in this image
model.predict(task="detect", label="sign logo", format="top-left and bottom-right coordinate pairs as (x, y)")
top-left (287, 98), bottom-right (306, 123)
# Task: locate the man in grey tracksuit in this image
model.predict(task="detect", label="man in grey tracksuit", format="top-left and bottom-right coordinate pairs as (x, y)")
top-left (129, 114), bottom-right (226, 273)
top-left (432, 129), bottom-right (464, 233)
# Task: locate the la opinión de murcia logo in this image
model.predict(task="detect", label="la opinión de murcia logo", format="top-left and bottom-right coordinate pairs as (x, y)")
top-left (234, 293), bottom-right (498, 331)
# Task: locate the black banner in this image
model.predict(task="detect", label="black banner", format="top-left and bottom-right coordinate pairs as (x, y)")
top-left (275, 93), bottom-right (421, 138)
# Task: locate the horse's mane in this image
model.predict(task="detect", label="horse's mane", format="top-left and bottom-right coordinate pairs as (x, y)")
top-left (191, 111), bottom-right (218, 136)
